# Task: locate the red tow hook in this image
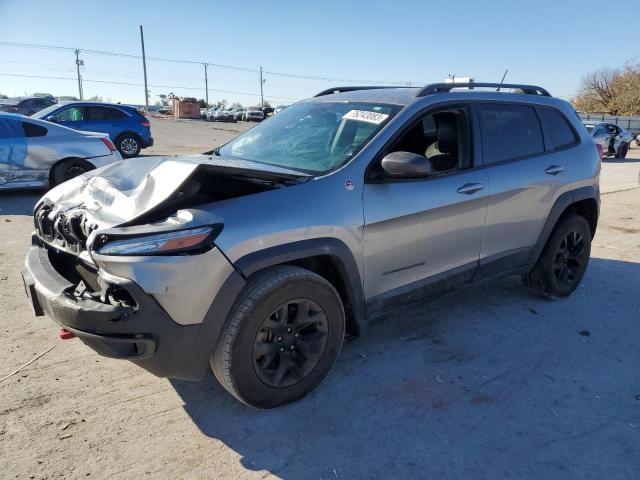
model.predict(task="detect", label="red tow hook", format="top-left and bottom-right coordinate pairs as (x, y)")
top-left (58, 328), bottom-right (76, 340)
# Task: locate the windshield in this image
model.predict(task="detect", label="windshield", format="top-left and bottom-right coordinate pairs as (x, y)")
top-left (219, 101), bottom-right (398, 173)
top-left (33, 103), bottom-right (62, 119)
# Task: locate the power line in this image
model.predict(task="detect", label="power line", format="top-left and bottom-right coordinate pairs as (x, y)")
top-left (0, 40), bottom-right (422, 84)
top-left (0, 72), bottom-right (302, 101)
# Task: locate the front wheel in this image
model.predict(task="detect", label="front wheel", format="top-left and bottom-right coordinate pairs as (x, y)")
top-left (211, 266), bottom-right (345, 408)
top-left (523, 214), bottom-right (592, 298)
top-left (616, 142), bottom-right (628, 159)
top-left (116, 134), bottom-right (141, 158)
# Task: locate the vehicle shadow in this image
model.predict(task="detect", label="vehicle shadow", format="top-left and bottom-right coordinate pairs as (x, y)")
top-left (170, 256), bottom-right (640, 479)
top-left (0, 189), bottom-right (44, 216)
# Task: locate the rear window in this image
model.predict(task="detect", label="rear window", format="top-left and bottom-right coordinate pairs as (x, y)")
top-left (537, 108), bottom-right (578, 149)
top-left (479, 103), bottom-right (544, 164)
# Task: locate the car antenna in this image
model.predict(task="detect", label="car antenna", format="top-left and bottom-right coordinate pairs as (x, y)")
top-left (496, 69), bottom-right (508, 91)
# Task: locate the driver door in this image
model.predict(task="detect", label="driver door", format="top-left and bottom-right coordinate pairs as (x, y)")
top-left (362, 105), bottom-right (489, 310)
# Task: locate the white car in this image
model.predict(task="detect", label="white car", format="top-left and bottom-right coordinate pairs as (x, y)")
top-left (0, 113), bottom-right (122, 189)
top-left (583, 122), bottom-right (633, 158)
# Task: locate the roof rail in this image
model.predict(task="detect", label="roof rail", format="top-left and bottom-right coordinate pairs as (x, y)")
top-left (415, 82), bottom-right (551, 97)
top-left (314, 86), bottom-right (411, 97)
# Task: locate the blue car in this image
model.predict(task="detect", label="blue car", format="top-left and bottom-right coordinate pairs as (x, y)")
top-left (33, 102), bottom-right (153, 158)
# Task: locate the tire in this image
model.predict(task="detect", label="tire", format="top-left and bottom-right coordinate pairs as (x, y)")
top-left (616, 142), bottom-right (628, 159)
top-left (522, 214), bottom-right (591, 298)
top-left (51, 158), bottom-right (94, 186)
top-left (211, 266), bottom-right (345, 408)
top-left (116, 134), bottom-right (141, 158)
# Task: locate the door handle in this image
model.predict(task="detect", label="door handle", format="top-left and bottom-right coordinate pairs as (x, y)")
top-left (545, 165), bottom-right (564, 175)
top-left (457, 182), bottom-right (484, 195)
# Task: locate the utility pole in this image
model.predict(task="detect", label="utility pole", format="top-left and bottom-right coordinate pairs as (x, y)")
top-left (139, 25), bottom-right (149, 111)
top-left (74, 49), bottom-right (83, 100)
top-left (203, 63), bottom-right (209, 106)
top-left (259, 66), bottom-right (264, 107)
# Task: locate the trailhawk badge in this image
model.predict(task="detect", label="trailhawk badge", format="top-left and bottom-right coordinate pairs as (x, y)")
top-left (345, 179), bottom-right (355, 191)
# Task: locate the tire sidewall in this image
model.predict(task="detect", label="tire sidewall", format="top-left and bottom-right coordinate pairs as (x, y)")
top-left (539, 215), bottom-right (591, 297)
top-left (52, 158), bottom-right (93, 186)
top-left (117, 134), bottom-right (141, 158)
top-left (228, 275), bottom-right (344, 409)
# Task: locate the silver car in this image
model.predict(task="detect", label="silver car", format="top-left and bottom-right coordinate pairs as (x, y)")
top-left (1, 113), bottom-right (122, 189)
top-left (584, 122), bottom-right (633, 158)
top-left (22, 83), bottom-right (600, 408)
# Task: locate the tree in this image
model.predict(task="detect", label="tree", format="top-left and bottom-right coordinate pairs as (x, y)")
top-left (197, 98), bottom-right (207, 108)
top-left (230, 101), bottom-right (243, 108)
top-left (573, 62), bottom-right (640, 115)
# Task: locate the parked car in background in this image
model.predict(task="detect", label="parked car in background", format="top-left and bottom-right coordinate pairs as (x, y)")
top-left (243, 107), bottom-right (265, 122)
top-left (234, 107), bottom-right (247, 121)
top-left (273, 104), bottom-right (289, 115)
top-left (635, 133), bottom-right (640, 147)
top-left (33, 102), bottom-right (153, 158)
top-left (0, 96), bottom-right (57, 116)
top-left (262, 106), bottom-right (274, 118)
top-left (205, 108), bottom-right (220, 121)
top-left (584, 122), bottom-right (633, 158)
top-left (200, 108), bottom-right (208, 119)
top-left (0, 112), bottom-right (122, 189)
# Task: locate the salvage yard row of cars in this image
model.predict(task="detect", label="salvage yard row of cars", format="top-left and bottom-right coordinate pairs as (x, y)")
top-left (201, 105), bottom-right (285, 122)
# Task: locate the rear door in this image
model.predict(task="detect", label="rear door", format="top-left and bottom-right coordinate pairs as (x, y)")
top-left (591, 124), bottom-right (609, 152)
top-left (477, 102), bottom-right (578, 276)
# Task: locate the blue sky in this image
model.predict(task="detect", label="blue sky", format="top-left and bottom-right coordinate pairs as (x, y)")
top-left (1, 0), bottom-right (638, 106)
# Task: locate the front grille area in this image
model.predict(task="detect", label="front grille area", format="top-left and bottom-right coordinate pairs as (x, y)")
top-left (34, 203), bottom-right (94, 253)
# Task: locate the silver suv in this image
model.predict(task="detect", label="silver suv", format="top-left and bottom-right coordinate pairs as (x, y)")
top-left (22, 83), bottom-right (600, 408)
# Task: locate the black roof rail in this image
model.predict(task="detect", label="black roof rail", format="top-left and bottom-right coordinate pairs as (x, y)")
top-left (314, 86), bottom-right (412, 97)
top-left (415, 82), bottom-right (551, 97)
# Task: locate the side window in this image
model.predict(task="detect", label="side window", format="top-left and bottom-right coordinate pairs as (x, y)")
top-left (537, 108), bottom-right (578, 149)
top-left (22, 122), bottom-right (48, 138)
top-left (479, 103), bottom-right (544, 164)
top-left (54, 107), bottom-right (85, 122)
top-left (0, 117), bottom-right (24, 139)
top-left (106, 107), bottom-right (127, 119)
top-left (86, 106), bottom-right (127, 120)
top-left (386, 106), bottom-right (472, 174)
top-left (593, 124), bottom-right (607, 136)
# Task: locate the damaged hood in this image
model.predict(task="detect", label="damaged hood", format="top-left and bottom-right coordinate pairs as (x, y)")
top-left (34, 154), bottom-right (309, 252)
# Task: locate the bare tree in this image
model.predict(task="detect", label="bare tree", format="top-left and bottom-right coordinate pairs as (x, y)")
top-left (573, 62), bottom-right (640, 115)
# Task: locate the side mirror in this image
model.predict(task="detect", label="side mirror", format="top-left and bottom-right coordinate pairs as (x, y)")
top-left (46, 116), bottom-right (58, 123)
top-left (380, 151), bottom-right (432, 178)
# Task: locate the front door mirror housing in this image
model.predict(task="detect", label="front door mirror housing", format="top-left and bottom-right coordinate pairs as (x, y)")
top-left (380, 151), bottom-right (432, 178)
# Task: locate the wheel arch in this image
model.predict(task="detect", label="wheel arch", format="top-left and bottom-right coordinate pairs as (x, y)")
top-left (530, 186), bottom-right (599, 265)
top-left (48, 157), bottom-right (93, 185)
top-left (233, 238), bottom-right (365, 337)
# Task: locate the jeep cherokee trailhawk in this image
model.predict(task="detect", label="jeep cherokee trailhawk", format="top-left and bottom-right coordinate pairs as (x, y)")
top-left (22, 83), bottom-right (600, 408)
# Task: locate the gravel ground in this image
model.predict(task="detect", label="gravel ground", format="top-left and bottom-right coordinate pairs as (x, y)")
top-left (1, 119), bottom-right (639, 479)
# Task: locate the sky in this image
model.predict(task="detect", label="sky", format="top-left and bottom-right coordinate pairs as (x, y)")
top-left (1, 0), bottom-right (639, 106)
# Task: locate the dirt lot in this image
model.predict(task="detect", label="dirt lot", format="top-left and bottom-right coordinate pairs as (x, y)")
top-left (1, 118), bottom-right (639, 479)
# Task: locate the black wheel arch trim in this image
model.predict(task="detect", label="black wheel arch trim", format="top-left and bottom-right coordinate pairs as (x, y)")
top-left (529, 185), bottom-right (599, 265)
top-left (233, 238), bottom-right (365, 334)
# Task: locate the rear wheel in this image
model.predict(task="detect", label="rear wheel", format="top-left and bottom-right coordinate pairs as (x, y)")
top-left (523, 214), bottom-right (591, 298)
top-left (116, 134), bottom-right (141, 158)
top-left (51, 158), bottom-right (94, 186)
top-left (616, 142), bottom-right (628, 159)
top-left (212, 266), bottom-right (345, 408)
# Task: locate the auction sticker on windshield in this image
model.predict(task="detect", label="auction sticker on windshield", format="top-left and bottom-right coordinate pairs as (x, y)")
top-left (342, 110), bottom-right (389, 124)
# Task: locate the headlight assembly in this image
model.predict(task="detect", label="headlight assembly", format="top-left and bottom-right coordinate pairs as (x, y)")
top-left (94, 226), bottom-right (220, 256)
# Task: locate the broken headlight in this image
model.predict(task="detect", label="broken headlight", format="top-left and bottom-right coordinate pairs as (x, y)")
top-left (94, 226), bottom-right (219, 256)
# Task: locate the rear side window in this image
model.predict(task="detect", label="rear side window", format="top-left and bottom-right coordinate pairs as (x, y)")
top-left (86, 106), bottom-right (127, 120)
top-left (479, 103), bottom-right (544, 164)
top-left (537, 108), bottom-right (578, 149)
top-left (22, 122), bottom-right (47, 137)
